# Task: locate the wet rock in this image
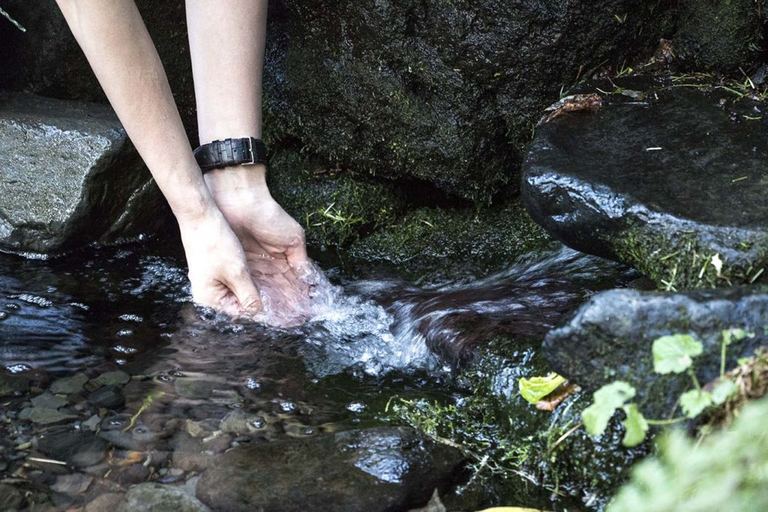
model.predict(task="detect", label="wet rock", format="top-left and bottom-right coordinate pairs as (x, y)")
top-left (173, 378), bottom-right (220, 400)
top-left (0, 371), bottom-right (30, 397)
top-left (51, 473), bottom-right (93, 495)
top-left (117, 483), bottom-right (210, 512)
top-left (36, 429), bottom-right (108, 467)
top-left (112, 464), bottom-right (151, 486)
top-left (0, 92), bottom-right (167, 254)
top-left (349, 201), bottom-right (553, 273)
top-left (85, 493), bottom-right (124, 512)
top-left (219, 410), bottom-right (265, 435)
top-left (267, 1), bottom-right (673, 202)
top-left (91, 370), bottom-right (130, 388)
top-left (674, 0), bottom-right (763, 72)
top-left (18, 407), bottom-right (77, 425)
top-left (87, 386), bottom-right (125, 409)
top-left (30, 392), bottom-right (68, 410)
top-left (544, 287), bottom-right (768, 417)
top-left (99, 423), bottom-right (158, 451)
top-left (49, 373), bottom-right (88, 395)
top-left (523, 86), bottom-right (768, 290)
top-left (268, 152), bottom-right (405, 248)
top-left (0, 483), bottom-right (24, 510)
top-left (196, 427), bottom-right (464, 512)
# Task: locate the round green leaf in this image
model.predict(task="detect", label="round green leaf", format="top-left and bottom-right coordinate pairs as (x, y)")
top-left (583, 381), bottom-right (636, 436)
top-left (680, 389), bottom-right (713, 418)
top-left (652, 334), bottom-right (703, 374)
top-left (711, 379), bottom-right (738, 405)
top-left (621, 404), bottom-right (649, 447)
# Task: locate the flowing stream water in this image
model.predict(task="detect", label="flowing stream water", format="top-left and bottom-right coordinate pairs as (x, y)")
top-left (0, 240), bottom-right (633, 510)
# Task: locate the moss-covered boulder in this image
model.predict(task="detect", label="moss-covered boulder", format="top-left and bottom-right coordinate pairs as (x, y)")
top-left (674, 0), bottom-right (764, 72)
top-left (267, 152), bottom-right (405, 248)
top-left (523, 84), bottom-right (768, 290)
top-left (544, 287), bottom-right (768, 418)
top-left (348, 202), bottom-right (553, 273)
top-left (271, 0), bottom-right (674, 202)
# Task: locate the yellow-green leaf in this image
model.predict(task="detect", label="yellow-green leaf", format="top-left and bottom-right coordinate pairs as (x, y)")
top-left (518, 373), bottom-right (566, 405)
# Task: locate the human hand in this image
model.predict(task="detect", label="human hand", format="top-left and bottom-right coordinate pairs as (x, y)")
top-left (205, 165), bottom-right (317, 323)
top-left (177, 204), bottom-right (263, 316)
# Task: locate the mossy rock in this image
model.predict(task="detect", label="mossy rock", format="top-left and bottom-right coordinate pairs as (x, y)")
top-left (674, 0), bottom-right (764, 72)
top-left (523, 84), bottom-right (768, 290)
top-left (267, 151), bottom-right (405, 248)
top-left (348, 201), bottom-right (554, 273)
top-left (267, 0), bottom-right (674, 202)
top-left (544, 287), bottom-right (768, 418)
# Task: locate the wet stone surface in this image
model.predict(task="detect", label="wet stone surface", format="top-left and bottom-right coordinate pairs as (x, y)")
top-left (0, 92), bottom-right (167, 254)
top-left (545, 286), bottom-right (768, 417)
top-left (523, 84), bottom-right (768, 290)
top-left (196, 427), bottom-right (464, 512)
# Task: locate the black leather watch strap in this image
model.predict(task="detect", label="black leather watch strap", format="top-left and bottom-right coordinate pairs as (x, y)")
top-left (193, 137), bottom-right (267, 173)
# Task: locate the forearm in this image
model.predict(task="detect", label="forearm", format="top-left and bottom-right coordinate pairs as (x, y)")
top-left (56, 0), bottom-right (214, 223)
top-left (186, 0), bottom-right (269, 196)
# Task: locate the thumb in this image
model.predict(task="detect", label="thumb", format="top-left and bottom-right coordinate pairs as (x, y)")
top-left (285, 236), bottom-right (310, 270)
top-left (227, 268), bottom-right (263, 313)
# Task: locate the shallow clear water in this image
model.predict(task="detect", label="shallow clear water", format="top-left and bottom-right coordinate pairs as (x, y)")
top-left (0, 241), bottom-right (631, 510)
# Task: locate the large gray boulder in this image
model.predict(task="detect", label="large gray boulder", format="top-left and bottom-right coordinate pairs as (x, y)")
top-left (196, 427), bottom-right (464, 512)
top-left (523, 85), bottom-right (768, 290)
top-left (0, 92), bottom-right (167, 254)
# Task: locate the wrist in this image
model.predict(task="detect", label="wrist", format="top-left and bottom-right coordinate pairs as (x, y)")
top-left (204, 163), bottom-right (271, 203)
top-left (170, 186), bottom-right (221, 228)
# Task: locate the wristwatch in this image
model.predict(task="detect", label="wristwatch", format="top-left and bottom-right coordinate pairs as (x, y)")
top-left (193, 137), bottom-right (268, 173)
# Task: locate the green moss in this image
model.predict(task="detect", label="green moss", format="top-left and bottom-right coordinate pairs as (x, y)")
top-left (675, 0), bottom-right (763, 72)
top-left (613, 227), bottom-right (768, 290)
top-left (386, 338), bottom-right (648, 509)
top-left (349, 201), bottom-right (554, 271)
top-left (609, 396), bottom-right (768, 512)
top-left (267, 151), bottom-right (405, 248)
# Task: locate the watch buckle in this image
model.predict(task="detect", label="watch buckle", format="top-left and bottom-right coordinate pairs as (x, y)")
top-left (242, 137), bottom-right (256, 166)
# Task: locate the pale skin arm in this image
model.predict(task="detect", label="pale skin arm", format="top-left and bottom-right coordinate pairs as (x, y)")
top-left (186, 0), bottom-right (310, 277)
top-left (55, 0), bottom-right (262, 313)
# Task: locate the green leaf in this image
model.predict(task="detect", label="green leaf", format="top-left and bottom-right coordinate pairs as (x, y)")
top-left (652, 334), bottom-right (703, 374)
top-left (621, 404), bottom-right (649, 447)
top-left (721, 328), bottom-right (753, 346)
top-left (711, 379), bottom-right (739, 405)
top-left (518, 373), bottom-right (566, 404)
top-left (680, 389), bottom-right (713, 418)
top-left (582, 381), bottom-right (636, 436)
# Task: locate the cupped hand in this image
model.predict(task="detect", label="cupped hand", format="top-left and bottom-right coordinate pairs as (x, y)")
top-left (177, 205), bottom-right (263, 316)
top-left (205, 165), bottom-right (318, 323)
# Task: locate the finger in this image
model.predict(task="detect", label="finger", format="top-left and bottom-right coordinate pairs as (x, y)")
top-left (227, 269), bottom-right (263, 313)
top-left (284, 233), bottom-right (310, 270)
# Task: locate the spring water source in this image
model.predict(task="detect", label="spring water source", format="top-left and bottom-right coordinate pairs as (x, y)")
top-left (0, 241), bottom-right (630, 510)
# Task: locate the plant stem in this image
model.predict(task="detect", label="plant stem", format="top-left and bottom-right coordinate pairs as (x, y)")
top-left (646, 417), bottom-right (686, 426)
top-left (720, 338), bottom-right (727, 378)
top-left (688, 368), bottom-right (702, 391)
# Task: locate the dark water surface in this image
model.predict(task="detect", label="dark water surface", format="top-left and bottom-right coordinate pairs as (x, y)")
top-left (0, 241), bottom-right (630, 510)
